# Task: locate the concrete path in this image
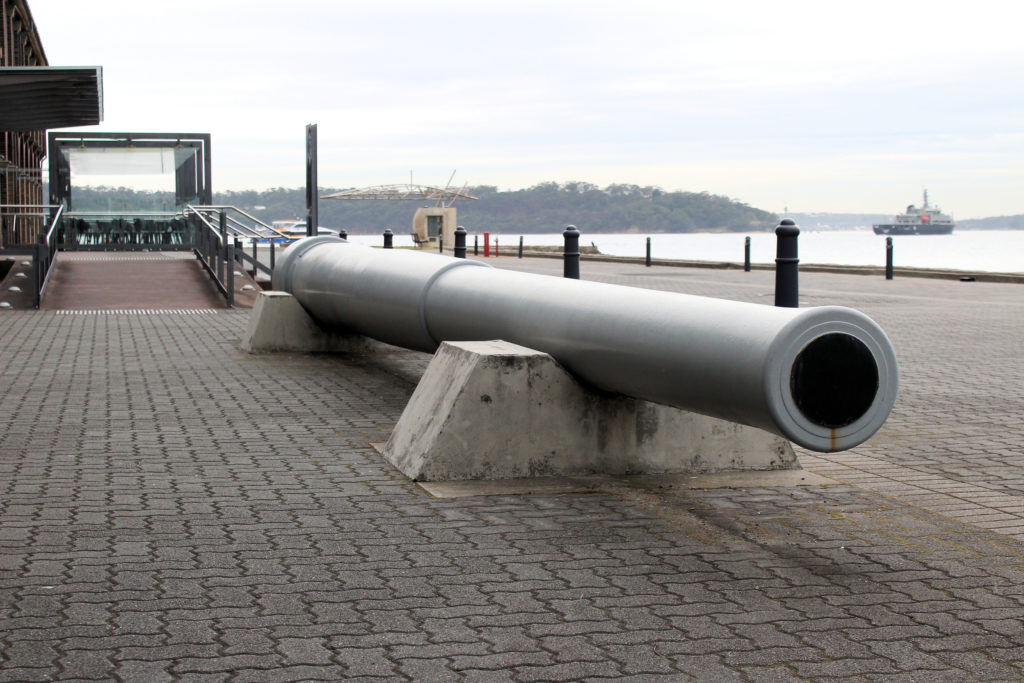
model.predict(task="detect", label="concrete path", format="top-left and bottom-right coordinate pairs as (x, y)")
top-left (491, 254), bottom-right (1024, 541)
top-left (39, 253), bottom-right (225, 311)
top-left (32, 252), bottom-right (266, 311)
top-left (1, 256), bottom-right (1023, 681)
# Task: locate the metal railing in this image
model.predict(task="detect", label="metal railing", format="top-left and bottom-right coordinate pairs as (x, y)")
top-left (184, 206), bottom-right (235, 307)
top-left (3, 203), bottom-right (286, 308)
top-left (187, 205), bottom-right (290, 284)
top-left (0, 204), bottom-right (64, 308)
top-left (35, 204), bottom-right (64, 308)
top-left (187, 205), bottom-right (285, 240)
top-left (232, 233), bottom-right (275, 282)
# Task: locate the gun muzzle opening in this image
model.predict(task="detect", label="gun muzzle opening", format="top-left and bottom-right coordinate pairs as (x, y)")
top-left (791, 333), bottom-right (880, 430)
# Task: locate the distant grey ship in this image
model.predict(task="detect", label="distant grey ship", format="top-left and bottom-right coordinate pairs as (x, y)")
top-left (873, 190), bottom-right (955, 235)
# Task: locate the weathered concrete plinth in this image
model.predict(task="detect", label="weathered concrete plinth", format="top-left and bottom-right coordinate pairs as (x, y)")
top-left (383, 340), bottom-right (798, 481)
top-left (241, 291), bottom-right (375, 353)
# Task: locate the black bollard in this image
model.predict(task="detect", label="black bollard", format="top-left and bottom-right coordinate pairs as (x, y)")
top-left (885, 237), bottom-right (894, 280)
top-left (645, 236), bottom-right (652, 267)
top-left (338, 229), bottom-right (348, 240)
top-left (474, 234), bottom-right (478, 256)
top-left (439, 234), bottom-right (444, 253)
top-left (454, 225), bottom-right (467, 259)
top-left (774, 219), bottom-right (799, 307)
top-left (744, 236), bottom-right (751, 272)
top-left (383, 228), bottom-right (393, 249)
top-left (518, 235), bottom-right (524, 259)
top-left (563, 225), bottom-right (580, 279)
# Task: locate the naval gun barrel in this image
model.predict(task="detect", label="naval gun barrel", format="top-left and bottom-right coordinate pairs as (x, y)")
top-left (273, 237), bottom-right (898, 453)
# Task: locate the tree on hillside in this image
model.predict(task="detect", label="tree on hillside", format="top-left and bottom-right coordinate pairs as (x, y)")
top-left (62, 182), bottom-right (779, 234)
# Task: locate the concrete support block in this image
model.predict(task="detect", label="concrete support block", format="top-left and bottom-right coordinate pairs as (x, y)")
top-left (242, 291), bottom-right (375, 353)
top-left (383, 340), bottom-right (798, 481)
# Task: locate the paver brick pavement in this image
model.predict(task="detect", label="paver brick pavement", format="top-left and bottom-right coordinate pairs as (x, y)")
top-left (2, 261), bottom-right (1024, 680)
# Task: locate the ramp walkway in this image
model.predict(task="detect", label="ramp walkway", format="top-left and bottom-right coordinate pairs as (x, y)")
top-left (0, 203), bottom-right (280, 311)
top-left (40, 253), bottom-right (224, 310)
top-left (36, 252), bottom-right (264, 310)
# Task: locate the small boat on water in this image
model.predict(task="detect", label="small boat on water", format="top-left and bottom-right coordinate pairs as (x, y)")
top-left (873, 190), bottom-right (955, 235)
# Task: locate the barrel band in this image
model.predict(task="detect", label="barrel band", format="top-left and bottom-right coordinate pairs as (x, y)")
top-left (418, 259), bottom-right (492, 347)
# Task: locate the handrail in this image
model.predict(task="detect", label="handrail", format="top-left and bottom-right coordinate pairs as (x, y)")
top-left (36, 204), bottom-right (65, 306)
top-left (184, 205), bottom-right (222, 240)
top-left (44, 204), bottom-right (64, 243)
top-left (187, 205), bottom-right (291, 240)
top-left (221, 214), bottom-right (264, 240)
top-left (190, 205), bottom-right (275, 230)
top-left (65, 210), bottom-right (180, 217)
top-left (183, 206), bottom-right (233, 307)
top-left (184, 205), bottom-right (287, 286)
top-left (0, 203), bottom-right (64, 308)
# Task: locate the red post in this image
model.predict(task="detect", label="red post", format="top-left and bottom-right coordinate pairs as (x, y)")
top-left (495, 237), bottom-right (499, 257)
top-left (484, 232), bottom-right (490, 257)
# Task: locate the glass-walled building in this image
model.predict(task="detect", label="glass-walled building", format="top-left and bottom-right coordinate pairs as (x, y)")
top-left (48, 132), bottom-right (211, 249)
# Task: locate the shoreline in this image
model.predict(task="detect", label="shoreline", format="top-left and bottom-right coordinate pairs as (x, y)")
top-left (515, 248), bottom-right (1024, 284)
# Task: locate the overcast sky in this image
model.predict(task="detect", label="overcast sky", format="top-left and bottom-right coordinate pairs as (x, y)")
top-left (29, 0), bottom-right (1023, 218)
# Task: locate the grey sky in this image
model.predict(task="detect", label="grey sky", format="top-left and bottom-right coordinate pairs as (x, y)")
top-left (29, 0), bottom-right (1023, 218)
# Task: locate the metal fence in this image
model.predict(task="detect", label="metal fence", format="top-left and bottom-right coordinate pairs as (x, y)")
top-left (0, 204), bottom-right (63, 308)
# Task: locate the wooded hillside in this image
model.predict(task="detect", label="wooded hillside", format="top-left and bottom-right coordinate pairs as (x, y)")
top-left (67, 182), bottom-right (779, 234)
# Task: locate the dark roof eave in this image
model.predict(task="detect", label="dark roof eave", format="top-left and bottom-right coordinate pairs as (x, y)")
top-left (0, 66), bottom-right (104, 132)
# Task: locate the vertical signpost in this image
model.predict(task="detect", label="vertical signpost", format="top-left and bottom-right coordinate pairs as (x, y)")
top-left (305, 124), bottom-right (318, 238)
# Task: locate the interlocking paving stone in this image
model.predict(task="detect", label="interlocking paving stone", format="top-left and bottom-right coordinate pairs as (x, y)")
top-left (3, 261), bottom-right (1024, 680)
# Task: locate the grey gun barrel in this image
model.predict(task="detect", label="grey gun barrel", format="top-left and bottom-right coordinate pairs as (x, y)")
top-left (274, 236), bottom-right (898, 453)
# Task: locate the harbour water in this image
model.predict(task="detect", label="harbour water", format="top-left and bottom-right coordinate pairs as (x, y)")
top-left (345, 229), bottom-right (1024, 274)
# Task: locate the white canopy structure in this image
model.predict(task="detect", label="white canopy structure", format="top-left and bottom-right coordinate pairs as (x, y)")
top-left (322, 184), bottom-right (476, 206)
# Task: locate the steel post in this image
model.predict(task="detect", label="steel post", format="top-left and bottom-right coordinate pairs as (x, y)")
top-left (32, 238), bottom-right (41, 309)
top-left (645, 237), bottom-right (652, 267)
top-left (305, 124), bottom-right (318, 238)
top-left (744, 236), bottom-right (752, 272)
top-left (225, 243), bottom-right (235, 307)
top-left (219, 211), bottom-right (228, 287)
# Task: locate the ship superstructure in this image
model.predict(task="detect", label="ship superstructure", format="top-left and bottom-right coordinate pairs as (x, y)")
top-left (873, 190), bottom-right (954, 235)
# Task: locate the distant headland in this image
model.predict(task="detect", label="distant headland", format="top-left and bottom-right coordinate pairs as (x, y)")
top-left (64, 183), bottom-right (1023, 233)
